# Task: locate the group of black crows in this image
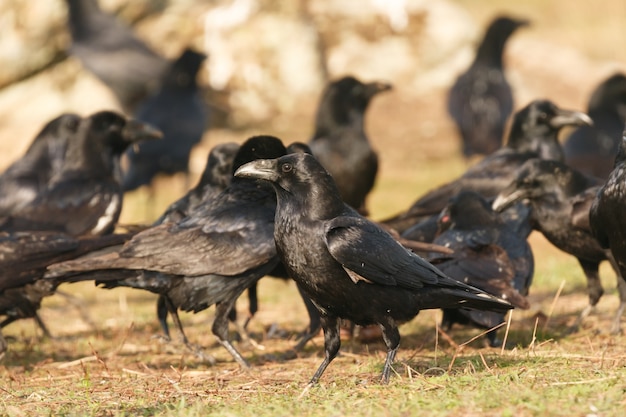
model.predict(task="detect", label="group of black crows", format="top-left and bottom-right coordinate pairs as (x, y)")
top-left (1, 1), bottom-right (626, 385)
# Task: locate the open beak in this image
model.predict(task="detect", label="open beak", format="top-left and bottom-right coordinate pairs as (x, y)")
top-left (549, 109), bottom-right (593, 129)
top-left (234, 158), bottom-right (280, 182)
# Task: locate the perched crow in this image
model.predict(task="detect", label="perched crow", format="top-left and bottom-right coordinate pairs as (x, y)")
top-left (0, 113), bottom-right (81, 216)
top-left (309, 76), bottom-right (392, 215)
top-left (0, 111), bottom-right (162, 236)
top-left (590, 126), bottom-right (626, 333)
top-left (448, 16), bottom-right (529, 158)
top-left (564, 73), bottom-right (626, 179)
top-left (428, 191), bottom-right (533, 347)
top-left (235, 152), bottom-right (512, 384)
top-left (154, 142), bottom-right (239, 225)
top-left (493, 158), bottom-right (626, 332)
top-left (123, 49), bottom-right (208, 192)
top-left (47, 136), bottom-right (288, 367)
top-left (0, 231), bottom-right (133, 354)
top-left (384, 100), bottom-right (592, 233)
top-left (64, 0), bottom-right (168, 112)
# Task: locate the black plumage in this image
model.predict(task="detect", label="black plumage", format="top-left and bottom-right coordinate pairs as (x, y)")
top-left (590, 126), bottom-right (626, 332)
top-left (448, 16), bottom-right (529, 158)
top-left (123, 49), bottom-right (208, 192)
top-left (47, 136), bottom-right (288, 367)
top-left (65, 0), bottom-right (168, 112)
top-left (154, 142), bottom-right (239, 225)
top-left (564, 73), bottom-right (626, 179)
top-left (493, 158), bottom-right (626, 331)
top-left (0, 111), bottom-right (162, 236)
top-left (309, 76), bottom-right (392, 215)
top-left (0, 231), bottom-right (133, 354)
top-left (235, 152), bottom-right (512, 384)
top-left (0, 113), bottom-right (81, 216)
top-left (384, 100), bottom-right (592, 233)
top-left (427, 191), bottom-right (533, 347)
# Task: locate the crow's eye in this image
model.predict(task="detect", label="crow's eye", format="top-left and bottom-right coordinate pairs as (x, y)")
top-left (281, 163), bottom-right (293, 173)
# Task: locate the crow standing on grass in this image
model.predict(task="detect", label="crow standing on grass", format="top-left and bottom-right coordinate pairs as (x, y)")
top-left (0, 111), bottom-right (162, 236)
top-left (493, 158), bottom-right (626, 332)
top-left (309, 76), bottom-right (392, 215)
top-left (428, 191), bottom-right (533, 347)
top-left (564, 73), bottom-right (626, 179)
top-left (448, 16), bottom-right (529, 158)
top-left (590, 127), bottom-right (626, 333)
top-left (0, 113), bottom-right (81, 216)
top-left (235, 152), bottom-right (512, 385)
top-left (64, 0), bottom-right (168, 113)
top-left (123, 49), bottom-right (208, 192)
top-left (384, 100), bottom-right (592, 233)
top-left (47, 136), bottom-right (288, 367)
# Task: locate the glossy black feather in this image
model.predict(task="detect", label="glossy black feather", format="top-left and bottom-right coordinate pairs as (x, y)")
top-left (235, 153), bottom-right (511, 384)
top-left (590, 127), bottom-right (626, 332)
top-left (427, 191), bottom-right (533, 346)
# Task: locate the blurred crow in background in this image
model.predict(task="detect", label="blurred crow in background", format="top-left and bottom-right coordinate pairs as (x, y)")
top-left (564, 73), bottom-right (626, 179)
top-left (384, 100), bottom-right (592, 233)
top-left (64, 0), bottom-right (168, 113)
top-left (235, 152), bottom-right (512, 384)
top-left (448, 16), bottom-right (529, 158)
top-left (123, 49), bottom-right (208, 192)
top-left (309, 76), bottom-right (392, 215)
top-left (0, 111), bottom-right (162, 236)
top-left (0, 113), bottom-right (81, 216)
top-left (494, 158), bottom-right (626, 332)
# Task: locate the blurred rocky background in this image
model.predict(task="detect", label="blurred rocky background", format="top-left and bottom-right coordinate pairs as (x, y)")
top-left (0, 0), bottom-right (624, 220)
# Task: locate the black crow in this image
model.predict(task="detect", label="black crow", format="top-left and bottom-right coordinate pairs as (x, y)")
top-left (590, 126), bottom-right (626, 332)
top-left (493, 158), bottom-right (626, 332)
top-left (0, 231), bottom-right (133, 353)
top-left (0, 111), bottom-right (162, 236)
top-left (428, 191), bottom-right (533, 347)
top-left (154, 141), bottom-right (321, 350)
top-left (235, 152), bottom-right (512, 384)
top-left (154, 142), bottom-right (239, 225)
top-left (309, 76), bottom-right (392, 215)
top-left (564, 73), bottom-right (626, 179)
top-left (123, 49), bottom-right (208, 192)
top-left (47, 136), bottom-right (288, 367)
top-left (64, 0), bottom-right (168, 112)
top-left (0, 113), bottom-right (81, 216)
top-left (384, 100), bottom-right (592, 233)
top-left (448, 16), bottom-right (529, 158)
